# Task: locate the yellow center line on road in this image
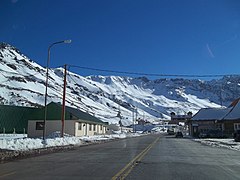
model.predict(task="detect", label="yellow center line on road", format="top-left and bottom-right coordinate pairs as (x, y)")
top-left (0, 171), bottom-right (16, 178)
top-left (112, 136), bottom-right (160, 180)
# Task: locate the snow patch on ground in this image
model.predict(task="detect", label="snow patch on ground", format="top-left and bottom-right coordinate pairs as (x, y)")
top-left (0, 132), bottom-right (142, 151)
top-left (194, 138), bottom-right (240, 151)
top-left (0, 134), bottom-right (27, 140)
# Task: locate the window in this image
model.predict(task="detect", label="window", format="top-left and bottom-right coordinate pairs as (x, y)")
top-left (93, 124), bottom-right (96, 131)
top-left (215, 123), bottom-right (223, 130)
top-left (234, 123), bottom-right (240, 131)
top-left (89, 124), bottom-right (92, 131)
top-left (36, 122), bottom-right (44, 130)
top-left (100, 125), bottom-right (103, 131)
top-left (78, 123), bottom-right (82, 130)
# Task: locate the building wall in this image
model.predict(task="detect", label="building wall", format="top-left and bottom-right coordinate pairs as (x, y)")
top-left (75, 122), bottom-right (107, 136)
top-left (28, 120), bottom-right (75, 138)
top-left (28, 120), bottom-right (107, 138)
top-left (189, 120), bottom-right (240, 137)
top-left (224, 121), bottom-right (233, 132)
top-left (0, 105), bottom-right (38, 133)
top-left (223, 120), bottom-right (240, 136)
top-left (189, 120), bottom-right (216, 136)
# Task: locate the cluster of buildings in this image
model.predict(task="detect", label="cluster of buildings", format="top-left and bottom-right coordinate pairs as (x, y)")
top-left (169, 98), bottom-right (240, 137)
top-left (2, 98), bottom-right (240, 138)
top-left (188, 98), bottom-right (240, 137)
top-left (0, 101), bottom-right (157, 138)
top-left (0, 102), bottom-right (108, 138)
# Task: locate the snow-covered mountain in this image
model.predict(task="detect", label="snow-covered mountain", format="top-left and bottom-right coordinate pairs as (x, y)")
top-left (0, 42), bottom-right (239, 125)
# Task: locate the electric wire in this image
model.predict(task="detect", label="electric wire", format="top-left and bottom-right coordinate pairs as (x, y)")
top-left (68, 65), bottom-right (238, 78)
top-left (44, 68), bottom-right (88, 112)
top-left (67, 71), bottom-right (103, 113)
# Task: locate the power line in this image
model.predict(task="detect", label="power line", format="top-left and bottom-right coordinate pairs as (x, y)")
top-left (68, 65), bottom-right (238, 78)
top-left (0, 63), bottom-right (238, 79)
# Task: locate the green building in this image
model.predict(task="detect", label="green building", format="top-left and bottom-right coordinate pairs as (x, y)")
top-left (0, 102), bottom-right (108, 136)
top-left (0, 104), bottom-right (38, 133)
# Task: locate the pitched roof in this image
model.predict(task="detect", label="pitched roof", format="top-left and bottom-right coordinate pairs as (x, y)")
top-left (229, 98), bottom-right (240, 108)
top-left (192, 98), bottom-right (240, 121)
top-left (223, 99), bottom-right (240, 120)
top-left (65, 105), bottom-right (106, 124)
top-left (192, 107), bottom-right (230, 121)
top-left (52, 102), bottom-right (108, 125)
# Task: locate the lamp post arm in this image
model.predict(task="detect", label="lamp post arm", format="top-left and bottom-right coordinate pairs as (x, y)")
top-left (48, 41), bottom-right (65, 49)
top-left (43, 39), bottom-right (71, 140)
top-left (43, 42), bottom-right (64, 141)
top-left (48, 40), bottom-right (71, 50)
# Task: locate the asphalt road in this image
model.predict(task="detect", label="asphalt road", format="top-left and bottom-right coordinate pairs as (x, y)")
top-left (126, 135), bottom-right (240, 180)
top-left (0, 134), bottom-right (240, 180)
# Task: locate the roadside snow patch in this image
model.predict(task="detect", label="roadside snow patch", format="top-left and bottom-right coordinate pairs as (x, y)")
top-left (194, 138), bottom-right (240, 151)
top-left (0, 132), bottom-right (142, 151)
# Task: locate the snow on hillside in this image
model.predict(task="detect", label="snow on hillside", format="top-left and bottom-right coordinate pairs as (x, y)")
top-left (0, 42), bottom-right (239, 125)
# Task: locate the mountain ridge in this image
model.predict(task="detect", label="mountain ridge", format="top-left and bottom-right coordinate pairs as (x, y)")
top-left (0, 42), bottom-right (239, 125)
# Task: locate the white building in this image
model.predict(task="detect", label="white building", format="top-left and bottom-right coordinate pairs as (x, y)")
top-left (28, 102), bottom-right (108, 138)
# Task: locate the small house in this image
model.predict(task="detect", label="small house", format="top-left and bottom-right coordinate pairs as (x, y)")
top-left (222, 99), bottom-right (240, 135)
top-left (28, 102), bottom-right (108, 137)
top-left (189, 108), bottom-right (230, 137)
top-left (169, 111), bottom-right (192, 125)
top-left (189, 98), bottom-right (240, 137)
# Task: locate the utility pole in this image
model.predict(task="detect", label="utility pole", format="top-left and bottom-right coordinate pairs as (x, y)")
top-left (132, 108), bottom-right (135, 133)
top-left (220, 84), bottom-right (224, 107)
top-left (117, 105), bottom-right (122, 133)
top-left (61, 64), bottom-right (67, 137)
top-left (135, 108), bottom-right (138, 133)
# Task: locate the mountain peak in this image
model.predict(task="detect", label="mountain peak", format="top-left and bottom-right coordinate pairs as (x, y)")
top-left (1, 42), bottom-right (17, 50)
top-left (1, 43), bottom-right (239, 125)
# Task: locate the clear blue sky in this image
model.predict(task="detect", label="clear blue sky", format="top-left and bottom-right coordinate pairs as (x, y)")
top-left (1, 0), bottom-right (240, 78)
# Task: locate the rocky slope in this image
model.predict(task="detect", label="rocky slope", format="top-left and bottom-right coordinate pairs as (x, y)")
top-left (0, 42), bottom-right (239, 125)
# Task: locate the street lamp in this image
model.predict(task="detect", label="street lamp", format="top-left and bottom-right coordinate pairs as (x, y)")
top-left (43, 40), bottom-right (71, 140)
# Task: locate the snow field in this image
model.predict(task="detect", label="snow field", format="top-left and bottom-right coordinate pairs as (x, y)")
top-left (0, 132), bottom-right (142, 151)
top-left (194, 138), bottom-right (240, 151)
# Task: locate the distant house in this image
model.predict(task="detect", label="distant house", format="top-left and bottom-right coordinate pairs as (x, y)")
top-left (189, 98), bottom-right (240, 137)
top-left (169, 112), bottom-right (192, 125)
top-left (0, 102), bottom-right (108, 137)
top-left (28, 102), bottom-right (108, 137)
top-left (189, 108), bottom-right (230, 137)
top-left (136, 118), bottom-right (150, 125)
top-left (133, 118), bottom-right (154, 132)
top-left (221, 99), bottom-right (240, 135)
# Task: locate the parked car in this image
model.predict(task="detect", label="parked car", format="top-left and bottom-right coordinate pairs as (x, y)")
top-left (175, 132), bottom-right (183, 138)
top-left (199, 129), bottom-right (225, 138)
top-left (233, 130), bottom-right (240, 142)
top-left (167, 129), bottom-right (175, 135)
